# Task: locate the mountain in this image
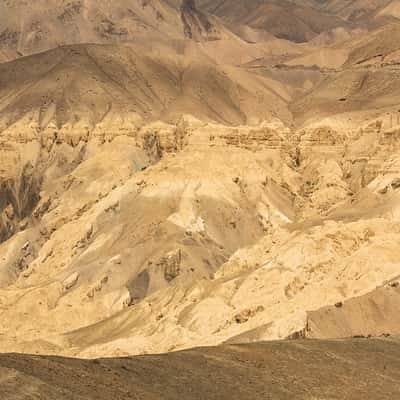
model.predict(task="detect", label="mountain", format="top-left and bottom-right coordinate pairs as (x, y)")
top-left (290, 22), bottom-right (400, 124)
top-left (0, 0), bottom-right (235, 61)
top-left (309, 0), bottom-right (399, 22)
top-left (198, 0), bottom-right (349, 42)
top-left (1, 0), bottom-right (400, 365)
top-left (0, 0), bottom-right (173, 59)
top-left (0, 42), bottom-right (291, 129)
top-left (198, 0), bottom-right (400, 44)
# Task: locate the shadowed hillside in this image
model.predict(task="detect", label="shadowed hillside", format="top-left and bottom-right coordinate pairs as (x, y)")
top-left (1, 339), bottom-right (400, 399)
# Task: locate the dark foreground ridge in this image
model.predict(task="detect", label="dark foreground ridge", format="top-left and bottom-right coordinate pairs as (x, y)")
top-left (1, 339), bottom-right (400, 399)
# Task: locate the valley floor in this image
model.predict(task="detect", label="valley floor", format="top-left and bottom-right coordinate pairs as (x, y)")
top-left (1, 338), bottom-right (400, 399)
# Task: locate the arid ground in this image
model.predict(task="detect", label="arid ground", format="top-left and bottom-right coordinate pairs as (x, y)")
top-left (1, 339), bottom-right (400, 399)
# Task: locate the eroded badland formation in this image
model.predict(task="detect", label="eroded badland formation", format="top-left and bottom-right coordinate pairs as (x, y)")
top-left (1, 0), bottom-right (400, 366)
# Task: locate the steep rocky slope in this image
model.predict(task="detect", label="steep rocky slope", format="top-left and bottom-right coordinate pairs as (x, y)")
top-left (2, 107), bottom-right (400, 357)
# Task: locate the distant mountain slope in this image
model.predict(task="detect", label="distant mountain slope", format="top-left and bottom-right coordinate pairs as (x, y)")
top-left (198, 0), bottom-right (349, 42)
top-left (309, 0), bottom-right (395, 22)
top-left (0, 42), bottom-right (291, 128)
top-left (291, 23), bottom-right (400, 124)
top-left (0, 0), bottom-right (183, 60)
top-left (345, 22), bottom-right (400, 66)
top-left (0, 0), bottom-right (236, 61)
top-left (198, 0), bottom-right (400, 43)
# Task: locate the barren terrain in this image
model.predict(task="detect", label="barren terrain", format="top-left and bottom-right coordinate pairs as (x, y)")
top-left (1, 339), bottom-right (400, 399)
top-left (0, 2), bottom-right (400, 382)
